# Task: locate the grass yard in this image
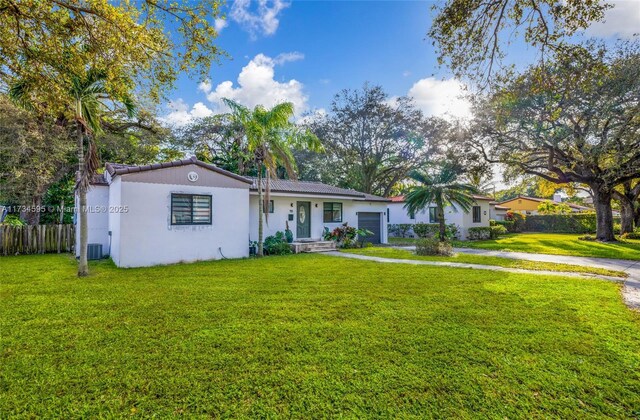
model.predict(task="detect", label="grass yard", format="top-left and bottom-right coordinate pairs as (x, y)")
top-left (454, 233), bottom-right (640, 260)
top-left (2, 254), bottom-right (640, 417)
top-left (340, 247), bottom-right (627, 278)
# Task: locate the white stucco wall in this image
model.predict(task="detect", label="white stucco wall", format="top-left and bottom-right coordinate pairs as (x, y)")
top-left (75, 184), bottom-right (110, 258)
top-left (489, 206), bottom-right (508, 221)
top-left (108, 177), bottom-right (122, 266)
top-left (250, 194), bottom-right (388, 243)
top-left (115, 181), bottom-right (249, 268)
top-left (387, 200), bottom-right (492, 240)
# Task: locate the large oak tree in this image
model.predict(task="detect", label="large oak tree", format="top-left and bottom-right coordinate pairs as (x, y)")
top-left (305, 84), bottom-right (435, 197)
top-left (473, 43), bottom-right (640, 241)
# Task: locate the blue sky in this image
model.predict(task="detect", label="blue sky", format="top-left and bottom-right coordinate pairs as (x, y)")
top-left (163, 0), bottom-right (640, 126)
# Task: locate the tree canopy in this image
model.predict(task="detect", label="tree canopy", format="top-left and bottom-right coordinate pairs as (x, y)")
top-left (0, 95), bottom-right (74, 224)
top-left (472, 42), bottom-right (640, 240)
top-left (0, 0), bottom-right (225, 110)
top-left (305, 84), bottom-right (434, 197)
top-left (428, 0), bottom-right (612, 84)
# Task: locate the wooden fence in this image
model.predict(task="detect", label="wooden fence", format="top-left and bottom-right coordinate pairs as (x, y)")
top-left (0, 224), bottom-right (75, 256)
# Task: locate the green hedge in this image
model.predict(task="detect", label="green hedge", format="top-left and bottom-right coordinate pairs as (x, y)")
top-left (467, 226), bottom-right (507, 240)
top-left (524, 213), bottom-right (623, 234)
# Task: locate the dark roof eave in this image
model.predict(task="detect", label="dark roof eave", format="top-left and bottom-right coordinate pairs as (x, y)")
top-left (250, 188), bottom-right (390, 202)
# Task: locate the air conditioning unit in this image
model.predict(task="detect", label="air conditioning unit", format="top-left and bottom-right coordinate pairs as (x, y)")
top-left (87, 244), bottom-right (103, 260)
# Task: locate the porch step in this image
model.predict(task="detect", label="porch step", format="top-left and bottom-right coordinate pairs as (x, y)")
top-left (290, 241), bottom-right (336, 253)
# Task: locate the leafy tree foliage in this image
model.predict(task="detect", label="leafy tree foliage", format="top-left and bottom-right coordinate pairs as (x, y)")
top-left (428, 0), bottom-right (611, 84)
top-left (472, 43), bottom-right (640, 241)
top-left (0, 96), bottom-right (74, 225)
top-left (0, 0), bottom-right (225, 107)
top-left (305, 84), bottom-right (434, 196)
top-left (98, 109), bottom-right (182, 165)
top-left (537, 201), bottom-right (572, 215)
top-left (174, 114), bottom-right (250, 175)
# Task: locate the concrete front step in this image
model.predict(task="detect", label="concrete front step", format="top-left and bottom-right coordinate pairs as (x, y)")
top-left (290, 241), bottom-right (336, 253)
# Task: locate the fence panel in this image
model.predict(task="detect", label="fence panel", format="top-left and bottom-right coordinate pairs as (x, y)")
top-left (0, 225), bottom-right (75, 256)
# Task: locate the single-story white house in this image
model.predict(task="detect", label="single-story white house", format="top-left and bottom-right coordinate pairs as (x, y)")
top-left (78, 157), bottom-right (388, 267)
top-left (387, 194), bottom-right (495, 239)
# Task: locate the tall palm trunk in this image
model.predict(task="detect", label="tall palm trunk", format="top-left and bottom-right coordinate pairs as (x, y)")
top-left (76, 119), bottom-right (89, 276)
top-left (436, 197), bottom-right (446, 242)
top-left (257, 164), bottom-right (264, 257)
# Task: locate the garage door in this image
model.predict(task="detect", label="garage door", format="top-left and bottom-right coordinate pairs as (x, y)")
top-left (357, 212), bottom-right (381, 244)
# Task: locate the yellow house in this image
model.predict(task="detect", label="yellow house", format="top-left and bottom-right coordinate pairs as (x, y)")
top-left (498, 195), bottom-right (592, 215)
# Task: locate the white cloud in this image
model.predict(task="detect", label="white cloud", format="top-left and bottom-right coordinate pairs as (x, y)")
top-left (406, 77), bottom-right (471, 120)
top-left (402, 70), bottom-right (412, 77)
top-left (230, 0), bottom-right (289, 37)
top-left (198, 79), bottom-right (212, 93)
top-left (273, 51), bottom-right (304, 65)
top-left (162, 99), bottom-right (213, 127)
top-left (214, 17), bottom-right (228, 33)
top-left (202, 53), bottom-right (308, 116)
top-left (586, 0), bottom-right (640, 38)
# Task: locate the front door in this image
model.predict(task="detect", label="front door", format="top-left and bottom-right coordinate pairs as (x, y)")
top-left (296, 201), bottom-right (311, 239)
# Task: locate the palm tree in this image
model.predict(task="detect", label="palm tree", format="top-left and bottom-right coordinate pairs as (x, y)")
top-left (404, 165), bottom-right (479, 242)
top-left (11, 68), bottom-right (135, 276)
top-left (223, 99), bottom-right (322, 256)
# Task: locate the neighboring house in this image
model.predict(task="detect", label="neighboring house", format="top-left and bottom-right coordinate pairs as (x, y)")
top-left (78, 157), bottom-right (388, 268)
top-left (489, 202), bottom-right (510, 221)
top-left (498, 195), bottom-right (593, 215)
top-left (387, 195), bottom-right (493, 240)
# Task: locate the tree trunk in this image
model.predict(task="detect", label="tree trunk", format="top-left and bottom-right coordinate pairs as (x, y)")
top-left (59, 199), bottom-right (65, 224)
top-left (635, 202), bottom-right (640, 229)
top-left (257, 166), bottom-right (264, 257)
top-left (591, 185), bottom-right (616, 242)
top-left (22, 195), bottom-right (42, 225)
top-left (437, 201), bottom-right (446, 242)
top-left (77, 126), bottom-right (89, 276)
top-left (619, 198), bottom-right (634, 235)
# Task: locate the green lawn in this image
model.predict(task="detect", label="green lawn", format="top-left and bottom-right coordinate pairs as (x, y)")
top-left (341, 247), bottom-right (627, 278)
top-left (453, 233), bottom-right (640, 260)
top-left (2, 254), bottom-right (640, 417)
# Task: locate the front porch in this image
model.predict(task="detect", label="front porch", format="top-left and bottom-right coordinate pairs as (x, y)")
top-left (289, 239), bottom-right (336, 253)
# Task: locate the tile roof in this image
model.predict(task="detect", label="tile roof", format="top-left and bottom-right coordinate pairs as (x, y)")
top-left (390, 194), bottom-right (494, 203)
top-left (102, 156), bottom-right (252, 184)
top-left (90, 173), bottom-right (109, 186)
top-left (91, 157), bottom-right (388, 201)
top-left (249, 178), bottom-right (389, 202)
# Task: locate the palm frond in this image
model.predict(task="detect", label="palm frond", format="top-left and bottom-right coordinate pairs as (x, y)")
top-left (8, 80), bottom-right (35, 111)
top-left (405, 165), bottom-right (480, 216)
